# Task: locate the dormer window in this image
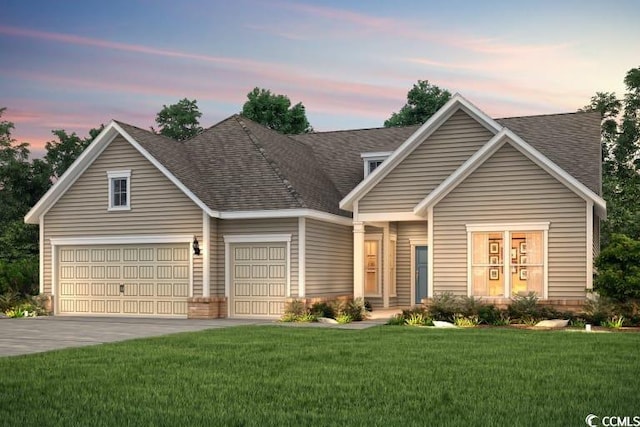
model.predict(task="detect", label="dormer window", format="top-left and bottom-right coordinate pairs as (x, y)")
top-left (361, 152), bottom-right (392, 177)
top-left (107, 170), bottom-right (131, 211)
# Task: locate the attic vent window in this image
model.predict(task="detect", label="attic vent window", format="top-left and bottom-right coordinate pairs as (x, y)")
top-left (107, 170), bottom-right (131, 211)
top-left (361, 152), bottom-right (392, 178)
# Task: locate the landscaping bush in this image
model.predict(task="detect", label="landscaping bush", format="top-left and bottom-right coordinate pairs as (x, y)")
top-left (309, 301), bottom-right (335, 319)
top-left (0, 258), bottom-right (38, 297)
top-left (507, 292), bottom-right (543, 323)
top-left (425, 292), bottom-right (460, 321)
top-left (582, 296), bottom-right (617, 326)
top-left (594, 233), bottom-right (640, 301)
top-left (335, 297), bottom-right (367, 321)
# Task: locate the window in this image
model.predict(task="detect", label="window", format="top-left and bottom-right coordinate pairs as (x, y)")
top-left (467, 224), bottom-right (548, 298)
top-left (364, 236), bottom-right (382, 296)
top-left (361, 152), bottom-right (392, 177)
top-left (107, 170), bottom-right (131, 211)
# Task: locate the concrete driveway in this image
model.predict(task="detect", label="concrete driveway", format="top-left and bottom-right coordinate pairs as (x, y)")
top-left (0, 316), bottom-right (270, 357)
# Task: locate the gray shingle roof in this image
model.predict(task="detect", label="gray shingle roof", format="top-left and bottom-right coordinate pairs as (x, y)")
top-left (115, 110), bottom-right (601, 217)
top-left (294, 111), bottom-right (602, 197)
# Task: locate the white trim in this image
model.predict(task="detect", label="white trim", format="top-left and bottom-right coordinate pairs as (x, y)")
top-left (51, 243), bottom-right (57, 314)
top-left (361, 151), bottom-right (393, 159)
top-left (202, 211), bottom-right (210, 297)
top-left (410, 240), bottom-right (429, 306)
top-left (223, 234), bottom-right (292, 317)
top-left (223, 234), bottom-right (292, 243)
top-left (427, 208), bottom-right (434, 298)
top-left (586, 201), bottom-right (594, 290)
top-left (50, 235), bottom-right (194, 246)
top-left (353, 222), bottom-right (365, 299)
top-left (107, 169), bottom-right (131, 211)
top-left (466, 223), bottom-right (550, 232)
top-left (39, 216), bottom-right (44, 294)
top-left (218, 209), bottom-right (352, 226)
top-left (382, 224), bottom-right (390, 308)
top-left (340, 94), bottom-right (502, 211)
top-left (298, 217), bottom-right (306, 298)
top-left (414, 129), bottom-right (607, 218)
top-left (356, 212), bottom-right (425, 222)
top-left (364, 233), bottom-right (383, 298)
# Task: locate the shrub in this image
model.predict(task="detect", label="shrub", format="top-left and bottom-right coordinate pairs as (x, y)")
top-left (280, 312), bottom-right (299, 323)
top-left (309, 301), bottom-right (335, 319)
top-left (405, 312), bottom-right (431, 326)
top-left (336, 313), bottom-right (352, 324)
top-left (453, 314), bottom-right (480, 327)
top-left (477, 304), bottom-right (503, 325)
top-left (283, 299), bottom-right (307, 317)
top-left (0, 258), bottom-right (38, 297)
top-left (492, 312), bottom-right (512, 326)
top-left (594, 233), bottom-right (640, 301)
top-left (386, 314), bottom-right (406, 326)
top-left (602, 315), bottom-right (625, 329)
top-left (0, 290), bottom-right (20, 312)
top-left (298, 313), bottom-right (317, 323)
top-left (335, 298), bottom-right (367, 321)
top-left (582, 296), bottom-right (617, 326)
top-left (508, 292), bottom-right (543, 323)
top-left (426, 292), bottom-right (460, 321)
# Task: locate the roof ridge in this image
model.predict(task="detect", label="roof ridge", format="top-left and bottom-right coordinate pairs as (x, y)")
top-left (114, 120), bottom-right (183, 144)
top-left (300, 124), bottom-right (420, 135)
top-left (234, 116), bottom-right (308, 209)
top-left (496, 110), bottom-right (598, 120)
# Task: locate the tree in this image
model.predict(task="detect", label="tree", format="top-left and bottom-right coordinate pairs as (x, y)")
top-left (45, 126), bottom-right (104, 178)
top-left (582, 67), bottom-right (640, 244)
top-left (153, 98), bottom-right (203, 141)
top-left (241, 87), bottom-right (313, 134)
top-left (384, 80), bottom-right (451, 127)
top-left (594, 233), bottom-right (640, 301)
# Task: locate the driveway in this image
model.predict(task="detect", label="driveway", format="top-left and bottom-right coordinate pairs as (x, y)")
top-left (0, 316), bottom-right (270, 357)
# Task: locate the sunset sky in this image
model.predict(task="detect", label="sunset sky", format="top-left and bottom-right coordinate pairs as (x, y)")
top-left (2, 0), bottom-right (638, 156)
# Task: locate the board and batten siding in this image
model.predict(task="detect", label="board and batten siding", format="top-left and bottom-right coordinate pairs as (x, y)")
top-left (433, 142), bottom-right (588, 299)
top-left (396, 221), bottom-right (428, 306)
top-left (358, 110), bottom-right (494, 213)
top-left (215, 218), bottom-right (298, 297)
top-left (304, 219), bottom-right (353, 297)
top-left (43, 135), bottom-right (204, 296)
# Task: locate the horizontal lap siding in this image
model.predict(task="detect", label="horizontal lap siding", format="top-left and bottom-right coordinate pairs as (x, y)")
top-left (358, 110), bottom-right (493, 213)
top-left (216, 218), bottom-right (298, 297)
top-left (433, 143), bottom-right (587, 299)
top-left (43, 136), bottom-right (203, 296)
top-left (305, 219), bottom-right (353, 297)
top-left (396, 221), bottom-right (428, 306)
top-left (209, 218), bottom-right (219, 296)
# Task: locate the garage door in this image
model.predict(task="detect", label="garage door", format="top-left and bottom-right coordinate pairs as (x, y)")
top-left (57, 243), bottom-right (189, 316)
top-left (230, 243), bottom-right (287, 317)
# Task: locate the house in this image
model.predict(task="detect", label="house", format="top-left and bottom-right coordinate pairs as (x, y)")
top-left (24, 94), bottom-right (605, 318)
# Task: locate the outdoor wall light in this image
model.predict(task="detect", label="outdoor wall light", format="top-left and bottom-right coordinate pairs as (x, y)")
top-left (193, 236), bottom-right (201, 255)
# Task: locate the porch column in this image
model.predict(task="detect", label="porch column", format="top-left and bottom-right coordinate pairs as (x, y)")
top-left (353, 221), bottom-right (365, 299)
top-left (383, 223), bottom-right (390, 308)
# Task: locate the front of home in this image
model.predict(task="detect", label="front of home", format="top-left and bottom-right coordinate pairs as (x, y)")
top-left (25, 95), bottom-right (605, 318)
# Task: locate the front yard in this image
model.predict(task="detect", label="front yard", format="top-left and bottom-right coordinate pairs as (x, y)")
top-left (1, 326), bottom-right (638, 426)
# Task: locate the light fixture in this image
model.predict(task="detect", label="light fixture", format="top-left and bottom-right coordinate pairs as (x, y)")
top-left (193, 236), bottom-right (200, 255)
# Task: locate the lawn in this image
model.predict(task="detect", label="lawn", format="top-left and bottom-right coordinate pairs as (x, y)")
top-left (1, 326), bottom-right (639, 426)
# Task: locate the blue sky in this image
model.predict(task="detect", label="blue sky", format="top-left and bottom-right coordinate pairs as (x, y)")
top-left (2, 0), bottom-right (639, 155)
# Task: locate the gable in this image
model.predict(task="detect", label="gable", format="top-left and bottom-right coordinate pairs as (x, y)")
top-left (46, 135), bottom-right (201, 228)
top-left (357, 109), bottom-right (494, 213)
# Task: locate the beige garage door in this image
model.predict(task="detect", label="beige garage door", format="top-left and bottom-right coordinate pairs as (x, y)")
top-left (57, 243), bottom-right (189, 316)
top-left (231, 243), bottom-right (287, 317)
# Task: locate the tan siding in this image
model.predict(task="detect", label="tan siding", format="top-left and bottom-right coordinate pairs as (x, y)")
top-left (216, 218), bottom-right (298, 297)
top-left (396, 221), bottom-right (428, 306)
top-left (43, 135), bottom-right (203, 296)
top-left (433, 143), bottom-right (587, 299)
top-left (359, 110), bottom-right (493, 213)
top-left (305, 219), bottom-right (353, 297)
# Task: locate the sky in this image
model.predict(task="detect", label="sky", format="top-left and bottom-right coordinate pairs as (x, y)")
top-left (2, 0), bottom-right (639, 157)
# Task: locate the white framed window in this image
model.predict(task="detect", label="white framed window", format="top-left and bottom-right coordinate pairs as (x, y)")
top-left (364, 234), bottom-right (382, 297)
top-left (466, 223), bottom-right (549, 299)
top-left (361, 152), bottom-right (392, 177)
top-left (107, 170), bottom-right (131, 211)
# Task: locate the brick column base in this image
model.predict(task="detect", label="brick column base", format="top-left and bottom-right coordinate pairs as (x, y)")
top-left (187, 297), bottom-right (228, 319)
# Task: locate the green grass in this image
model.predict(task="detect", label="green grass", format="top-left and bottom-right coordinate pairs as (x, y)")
top-left (1, 326), bottom-right (639, 426)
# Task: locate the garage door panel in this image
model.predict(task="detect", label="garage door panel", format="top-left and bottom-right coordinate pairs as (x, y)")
top-left (230, 242), bottom-right (287, 317)
top-left (57, 243), bottom-right (189, 317)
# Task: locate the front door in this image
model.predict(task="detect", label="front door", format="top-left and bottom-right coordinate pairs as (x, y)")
top-left (415, 246), bottom-right (428, 304)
